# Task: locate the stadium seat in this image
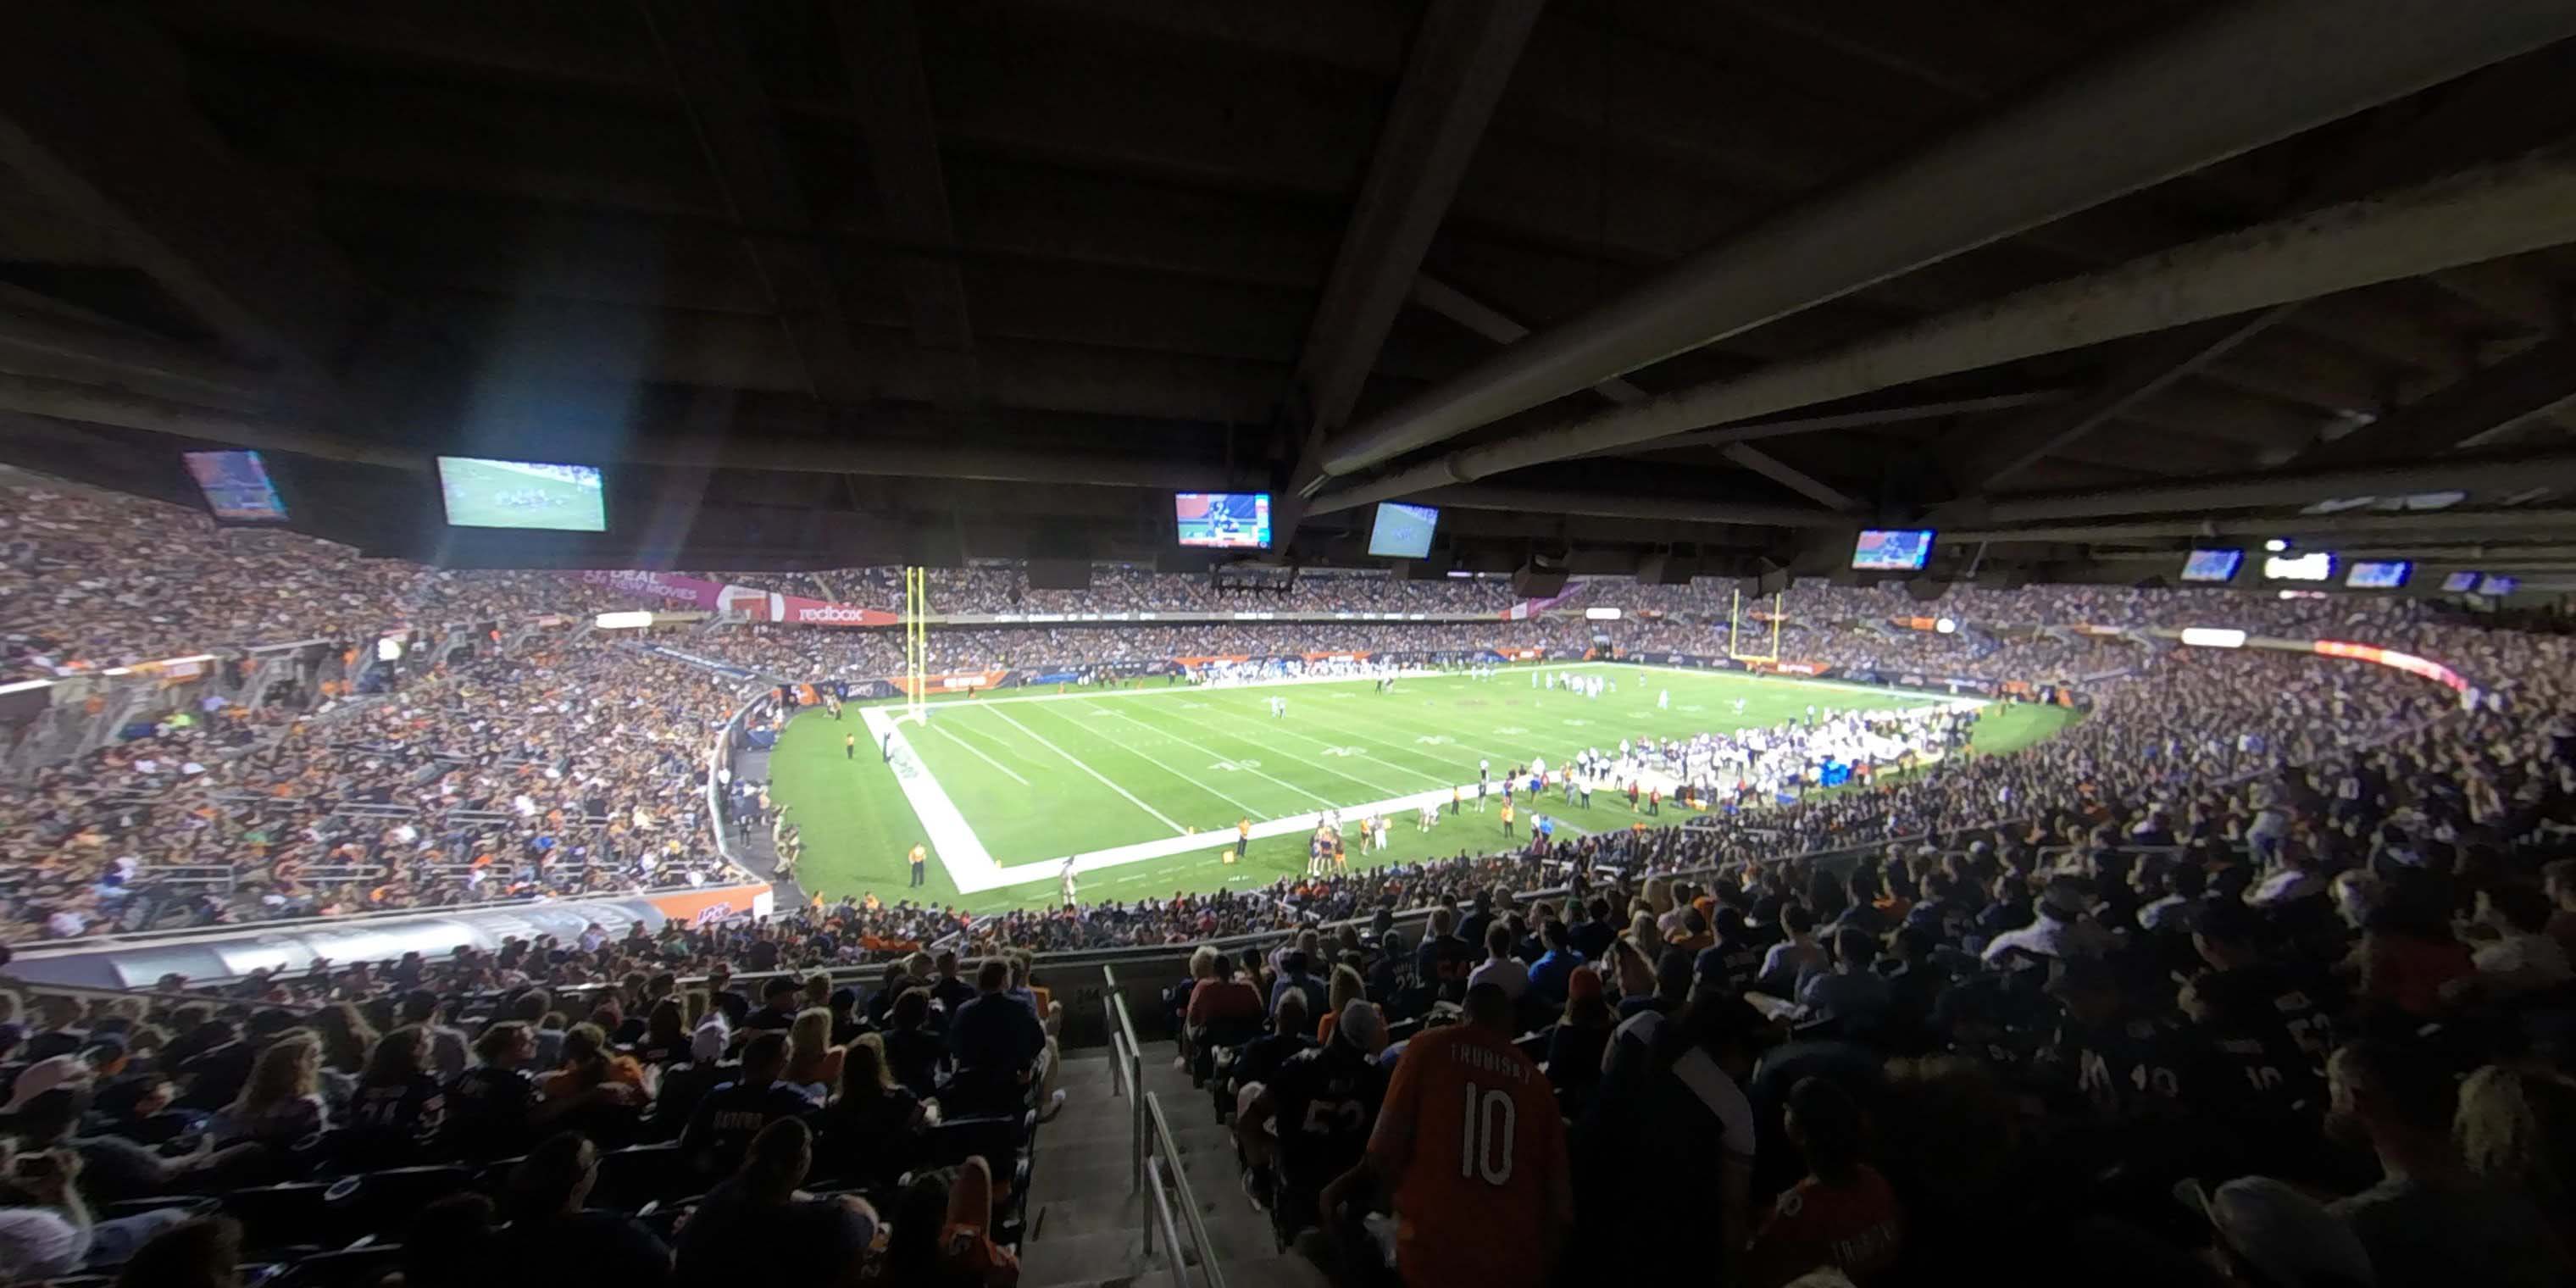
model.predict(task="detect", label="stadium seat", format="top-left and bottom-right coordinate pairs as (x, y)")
top-left (263, 1241), bottom-right (408, 1288)
top-left (331, 1165), bottom-right (475, 1239)
top-left (220, 1180), bottom-right (341, 1254)
top-left (592, 1141), bottom-right (692, 1209)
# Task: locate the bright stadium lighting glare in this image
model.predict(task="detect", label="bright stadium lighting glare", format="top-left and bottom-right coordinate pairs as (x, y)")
top-left (1584, 607), bottom-right (1623, 620)
top-left (2179, 627), bottom-right (2248, 649)
top-left (2263, 538), bottom-right (2289, 552)
top-left (1934, 618), bottom-right (1957, 635)
top-left (595, 611), bottom-right (656, 630)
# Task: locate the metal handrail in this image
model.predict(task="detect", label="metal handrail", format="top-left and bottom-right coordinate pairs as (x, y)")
top-left (1143, 1091), bottom-right (1227, 1288)
top-left (1103, 965), bottom-right (1130, 1104)
top-left (1113, 994), bottom-right (1144, 1194)
top-left (1145, 1157), bottom-right (1190, 1288)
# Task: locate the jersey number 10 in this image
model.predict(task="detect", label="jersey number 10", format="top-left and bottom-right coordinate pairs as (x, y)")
top-left (1459, 1082), bottom-right (1517, 1185)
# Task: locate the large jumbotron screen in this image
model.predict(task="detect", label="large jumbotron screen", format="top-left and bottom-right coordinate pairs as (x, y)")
top-left (1852, 529), bottom-right (1935, 570)
top-left (1174, 491), bottom-right (1271, 548)
top-left (436, 457), bottom-right (608, 531)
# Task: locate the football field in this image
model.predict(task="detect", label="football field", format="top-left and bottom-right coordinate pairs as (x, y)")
top-left (764, 663), bottom-right (2077, 914)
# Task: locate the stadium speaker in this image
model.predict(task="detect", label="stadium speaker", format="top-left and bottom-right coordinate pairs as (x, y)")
top-left (1400, 557), bottom-right (1455, 580)
top-left (1025, 559), bottom-right (1091, 591)
top-left (2132, 575), bottom-right (2170, 591)
top-left (1635, 552), bottom-right (1695, 586)
top-left (1902, 578), bottom-right (1951, 602)
top-left (1511, 565), bottom-right (1568, 598)
top-left (1754, 564), bottom-right (1793, 597)
top-left (1975, 566), bottom-right (2029, 591)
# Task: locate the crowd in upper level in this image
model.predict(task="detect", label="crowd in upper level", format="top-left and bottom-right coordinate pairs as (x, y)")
top-left (0, 470), bottom-right (2555, 955)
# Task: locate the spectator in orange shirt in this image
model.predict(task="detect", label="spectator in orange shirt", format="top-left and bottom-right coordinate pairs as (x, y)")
top-left (1745, 1078), bottom-right (1904, 1288)
top-left (1324, 983), bottom-right (1568, 1288)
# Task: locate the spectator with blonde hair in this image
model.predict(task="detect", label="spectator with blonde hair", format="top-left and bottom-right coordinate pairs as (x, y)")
top-left (783, 1007), bottom-right (844, 1101)
top-left (2456, 1064), bottom-right (2576, 1258)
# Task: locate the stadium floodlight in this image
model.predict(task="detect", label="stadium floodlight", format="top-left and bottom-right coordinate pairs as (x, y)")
top-left (594, 610), bottom-right (655, 630)
top-left (2263, 538), bottom-right (2290, 552)
top-left (2179, 627), bottom-right (2248, 649)
top-left (1583, 607), bottom-right (1623, 620)
top-left (1934, 618), bottom-right (1957, 635)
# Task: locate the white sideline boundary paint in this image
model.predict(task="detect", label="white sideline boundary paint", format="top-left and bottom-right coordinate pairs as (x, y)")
top-left (859, 706), bottom-right (1002, 889)
top-left (850, 666), bottom-right (1990, 895)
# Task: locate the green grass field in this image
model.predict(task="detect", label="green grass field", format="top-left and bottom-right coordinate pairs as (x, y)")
top-left (765, 663), bottom-right (2078, 913)
top-left (436, 458), bottom-right (606, 530)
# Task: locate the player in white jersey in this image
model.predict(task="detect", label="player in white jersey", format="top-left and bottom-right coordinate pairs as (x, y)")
top-left (1059, 858), bottom-right (1080, 908)
top-left (1270, 696), bottom-right (1286, 718)
top-left (1657, 689), bottom-right (1668, 709)
top-left (1733, 697), bottom-right (1747, 715)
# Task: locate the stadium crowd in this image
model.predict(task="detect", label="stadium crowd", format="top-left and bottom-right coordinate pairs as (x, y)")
top-left (0, 642), bottom-right (755, 944)
top-left (1162, 641), bottom-right (2576, 1288)
top-left (0, 939), bottom-right (1054, 1285)
top-left (0, 471), bottom-right (625, 682)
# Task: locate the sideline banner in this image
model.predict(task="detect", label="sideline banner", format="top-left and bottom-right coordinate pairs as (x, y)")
top-left (575, 571), bottom-right (899, 628)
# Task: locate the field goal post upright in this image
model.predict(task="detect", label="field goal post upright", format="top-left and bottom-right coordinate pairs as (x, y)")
top-left (1728, 587), bottom-right (1785, 663)
top-left (903, 567), bottom-right (930, 725)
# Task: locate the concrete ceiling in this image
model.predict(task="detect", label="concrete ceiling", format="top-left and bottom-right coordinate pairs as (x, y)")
top-left (2, 0), bottom-right (2575, 581)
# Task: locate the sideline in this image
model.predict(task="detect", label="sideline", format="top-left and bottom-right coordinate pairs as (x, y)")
top-left (858, 706), bottom-right (1002, 889)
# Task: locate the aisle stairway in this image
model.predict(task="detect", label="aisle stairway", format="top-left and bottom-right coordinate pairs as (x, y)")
top-left (1019, 1050), bottom-right (1328, 1288)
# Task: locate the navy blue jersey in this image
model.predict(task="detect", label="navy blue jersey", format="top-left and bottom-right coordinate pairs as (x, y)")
top-left (1265, 1041), bottom-right (1389, 1196)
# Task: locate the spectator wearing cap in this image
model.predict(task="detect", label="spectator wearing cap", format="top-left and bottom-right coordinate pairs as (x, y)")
top-left (1543, 967), bottom-right (1613, 1116)
top-left (1796, 928), bottom-right (1893, 1034)
top-left (2324, 1039), bottom-right (2568, 1288)
top-left (2176, 1176), bottom-right (2373, 1288)
top-left (3, 1070), bottom-right (250, 1202)
top-left (743, 977), bottom-right (800, 1032)
top-left (0, 1128), bottom-right (197, 1276)
top-left (643, 1022), bottom-right (735, 1142)
top-left (1980, 876), bottom-right (2113, 964)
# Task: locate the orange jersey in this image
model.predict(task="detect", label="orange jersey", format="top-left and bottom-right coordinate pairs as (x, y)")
top-left (1371, 1024), bottom-right (1567, 1288)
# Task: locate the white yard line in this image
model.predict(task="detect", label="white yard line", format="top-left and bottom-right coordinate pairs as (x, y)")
top-left (1060, 700), bottom-right (1282, 821)
top-left (1181, 707), bottom-right (1428, 801)
top-left (1107, 697), bottom-right (1423, 801)
top-left (977, 703), bottom-right (1188, 836)
top-left (930, 724), bottom-right (1030, 786)
top-left (1271, 716), bottom-right (1463, 788)
top-left (858, 707), bottom-right (1000, 888)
